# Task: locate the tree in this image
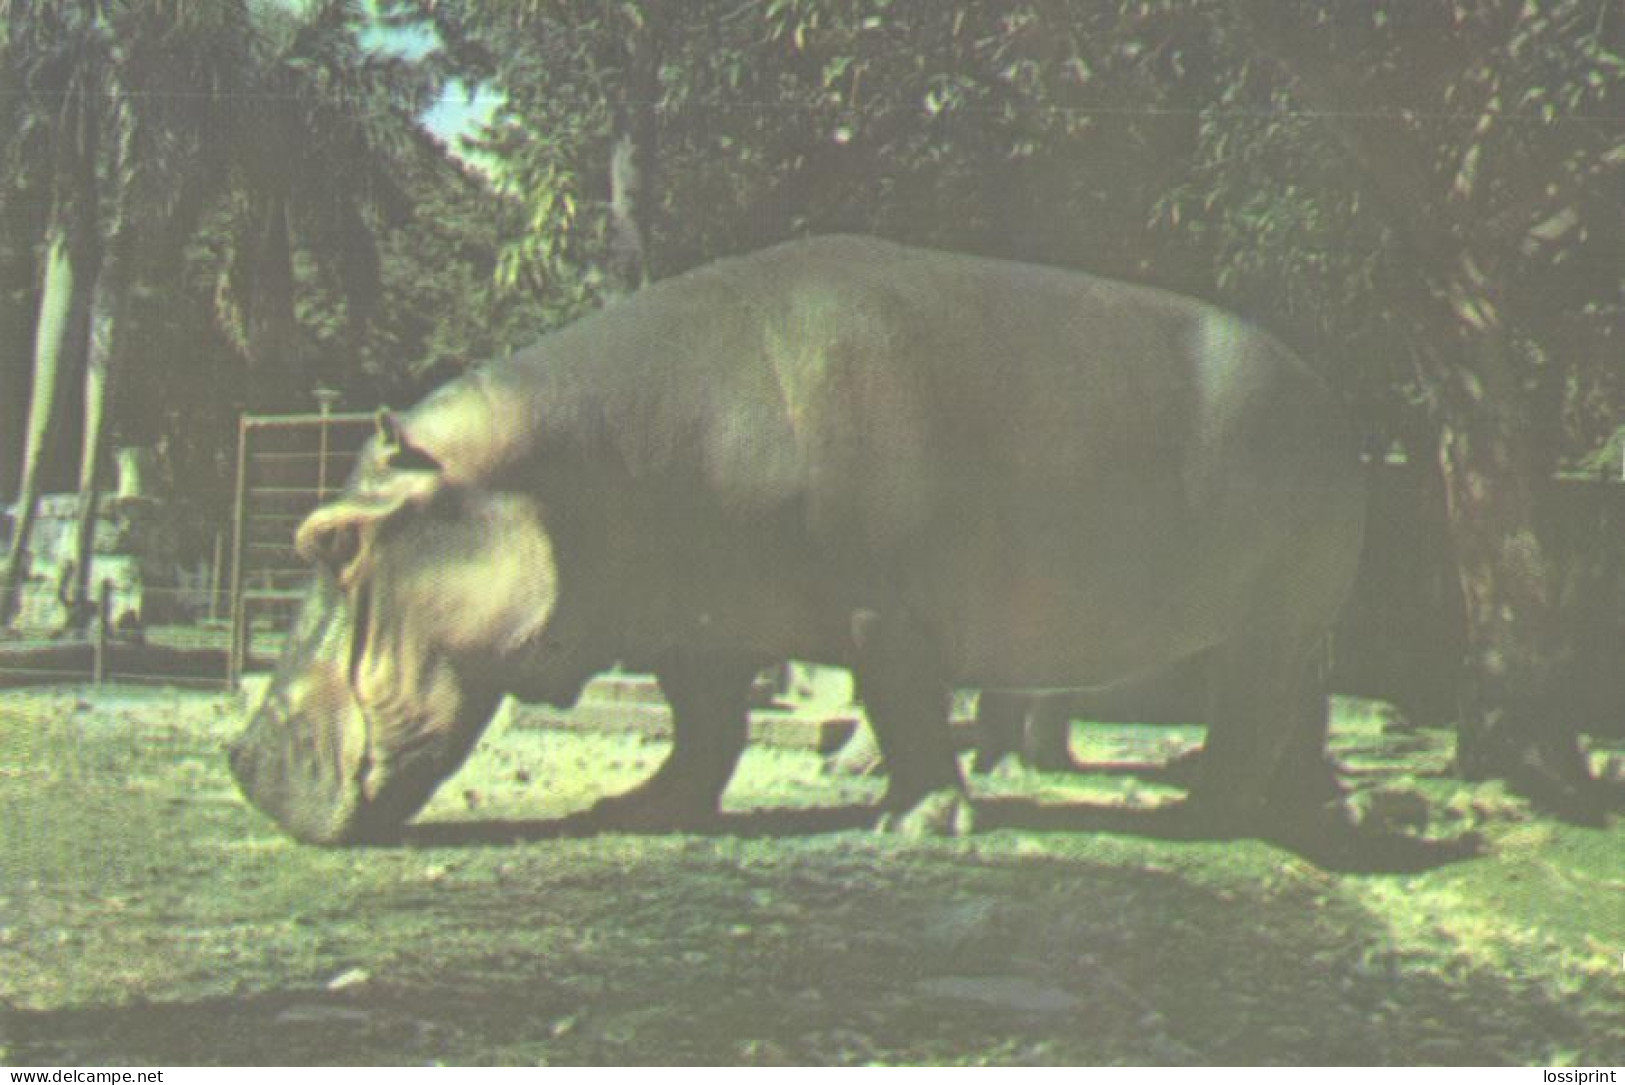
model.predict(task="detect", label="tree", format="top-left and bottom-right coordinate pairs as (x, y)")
top-left (0, 6), bottom-right (50, 507)
top-left (1218, 0), bottom-right (1623, 815)
top-left (354, 0), bottom-right (1625, 811)
top-left (386, 0), bottom-right (659, 305)
top-left (62, 2), bottom-right (255, 628)
top-left (2, 0), bottom-right (438, 629)
top-left (0, 0), bottom-right (105, 627)
top-left (210, 0), bottom-right (429, 409)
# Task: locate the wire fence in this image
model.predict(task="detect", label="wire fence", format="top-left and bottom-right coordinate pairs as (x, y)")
top-left (226, 411), bottom-right (374, 687)
top-left (0, 409), bottom-right (374, 692)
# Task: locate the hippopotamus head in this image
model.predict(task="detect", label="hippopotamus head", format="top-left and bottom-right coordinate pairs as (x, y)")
top-left (228, 409), bottom-right (607, 844)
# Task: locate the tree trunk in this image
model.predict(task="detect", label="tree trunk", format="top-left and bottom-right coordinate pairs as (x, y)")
top-left (1430, 324), bottom-right (1592, 802)
top-left (245, 192), bottom-right (300, 406)
top-left (2, 75), bottom-right (102, 629)
top-left (1232, 4), bottom-right (1597, 815)
top-left (0, 182), bottom-right (41, 507)
top-left (604, 7), bottom-right (664, 295)
top-left (62, 271), bottom-right (128, 630)
top-left (0, 214), bottom-right (100, 627)
top-left (64, 105), bottom-right (142, 633)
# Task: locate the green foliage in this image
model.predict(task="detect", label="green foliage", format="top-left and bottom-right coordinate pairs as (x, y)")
top-left (0, 0), bottom-right (540, 520)
top-left (382, 0), bottom-right (1619, 464)
top-left (356, 154), bottom-right (564, 397)
top-left (4, 0), bottom-right (1618, 507)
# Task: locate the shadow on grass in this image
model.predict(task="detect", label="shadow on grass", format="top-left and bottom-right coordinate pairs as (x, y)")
top-left (397, 802), bottom-right (879, 847)
top-left (976, 797), bottom-right (1484, 874)
top-left (397, 797), bottom-right (1479, 874)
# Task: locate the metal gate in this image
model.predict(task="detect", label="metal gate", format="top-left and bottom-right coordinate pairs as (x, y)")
top-left (227, 409), bottom-right (374, 687)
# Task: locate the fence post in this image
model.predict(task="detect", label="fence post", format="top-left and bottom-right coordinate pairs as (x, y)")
top-left (227, 414), bottom-right (250, 691)
top-left (92, 578), bottom-right (112, 685)
top-left (314, 387), bottom-right (338, 500)
top-left (208, 530), bottom-right (224, 624)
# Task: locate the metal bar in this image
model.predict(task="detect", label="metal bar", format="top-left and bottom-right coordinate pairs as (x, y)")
top-left (104, 673), bottom-right (234, 691)
top-left (208, 531), bottom-right (224, 623)
top-left (227, 412), bottom-right (250, 691)
top-left (92, 579), bottom-right (111, 685)
top-left (243, 451), bottom-right (344, 462)
top-left (241, 411), bottom-right (374, 429)
top-left (316, 414), bottom-right (332, 500)
top-left (243, 486), bottom-right (357, 497)
top-left (0, 667), bottom-right (105, 680)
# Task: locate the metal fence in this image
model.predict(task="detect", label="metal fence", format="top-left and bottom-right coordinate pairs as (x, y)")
top-left (0, 409), bottom-right (372, 691)
top-left (226, 410), bottom-right (374, 687)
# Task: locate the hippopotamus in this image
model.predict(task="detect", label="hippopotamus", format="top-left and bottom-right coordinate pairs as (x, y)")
top-left (228, 234), bottom-right (1366, 844)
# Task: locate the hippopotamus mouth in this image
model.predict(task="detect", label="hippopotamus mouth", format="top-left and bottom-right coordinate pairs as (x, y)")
top-left (226, 574), bottom-right (460, 845)
top-left (230, 672), bottom-right (496, 845)
top-left (228, 658), bottom-right (381, 845)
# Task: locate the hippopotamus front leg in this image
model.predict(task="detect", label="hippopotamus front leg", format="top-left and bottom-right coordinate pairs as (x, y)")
top-left (587, 657), bottom-right (759, 831)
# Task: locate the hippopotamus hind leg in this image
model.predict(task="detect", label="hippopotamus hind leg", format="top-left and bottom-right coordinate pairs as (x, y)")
top-left (851, 609), bottom-right (973, 836)
top-left (1191, 632), bottom-right (1339, 835)
top-left (970, 691), bottom-right (1026, 774)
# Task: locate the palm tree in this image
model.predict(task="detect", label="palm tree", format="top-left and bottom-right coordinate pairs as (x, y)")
top-left (0, 0), bottom-right (106, 627)
top-left (2, 0), bottom-right (436, 630)
top-left (212, 0), bottom-right (426, 403)
top-left (0, 6), bottom-right (52, 511)
top-left (60, 2), bottom-right (254, 627)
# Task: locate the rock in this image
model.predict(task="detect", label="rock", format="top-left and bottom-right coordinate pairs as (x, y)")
top-left (802, 1028), bottom-right (879, 1064)
top-left (737, 1038), bottom-right (795, 1065)
top-left (325, 967), bottom-right (371, 991)
top-left (919, 896), bottom-right (1008, 956)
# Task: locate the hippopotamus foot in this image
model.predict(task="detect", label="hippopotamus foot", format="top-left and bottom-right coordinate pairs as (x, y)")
top-left (970, 691), bottom-right (1076, 774)
top-left (876, 787), bottom-right (976, 838)
top-left (1173, 630), bottom-right (1340, 837)
top-left (1174, 750), bottom-right (1346, 838)
top-left (1266, 751), bottom-right (1347, 811)
top-left (587, 776), bottom-right (722, 832)
top-left (1498, 739), bottom-right (1618, 828)
top-left (848, 611), bottom-right (970, 835)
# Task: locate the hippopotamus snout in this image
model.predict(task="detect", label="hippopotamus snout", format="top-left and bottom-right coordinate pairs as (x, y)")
top-left (228, 678), bottom-right (376, 846)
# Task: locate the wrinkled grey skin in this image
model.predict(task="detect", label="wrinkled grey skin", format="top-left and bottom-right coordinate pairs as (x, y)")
top-left (229, 235), bottom-right (1365, 844)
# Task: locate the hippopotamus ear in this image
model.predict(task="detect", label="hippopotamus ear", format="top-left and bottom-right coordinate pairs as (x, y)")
top-left (375, 409), bottom-right (440, 472)
top-left (293, 416), bottom-right (443, 575)
top-left (295, 503), bottom-right (368, 572)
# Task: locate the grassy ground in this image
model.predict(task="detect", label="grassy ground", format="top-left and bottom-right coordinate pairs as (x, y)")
top-left (0, 686), bottom-right (1620, 1066)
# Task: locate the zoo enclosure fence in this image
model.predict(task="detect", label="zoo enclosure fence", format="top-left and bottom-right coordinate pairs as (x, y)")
top-left (0, 408), bottom-right (374, 690)
top-left (227, 409), bottom-right (375, 687)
